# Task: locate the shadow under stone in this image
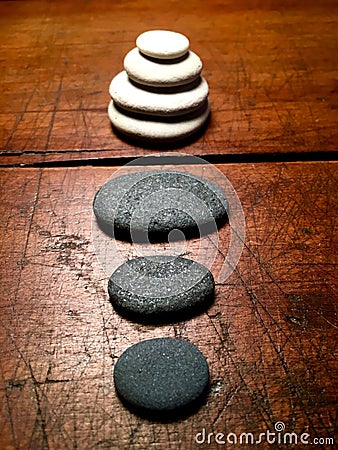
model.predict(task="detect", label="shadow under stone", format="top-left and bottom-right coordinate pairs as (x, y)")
top-left (95, 212), bottom-right (228, 244)
top-left (109, 290), bottom-right (215, 326)
top-left (115, 383), bottom-right (210, 423)
top-left (110, 111), bottom-right (211, 150)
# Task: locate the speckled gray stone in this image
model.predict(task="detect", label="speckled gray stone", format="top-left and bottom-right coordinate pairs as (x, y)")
top-left (93, 170), bottom-right (228, 240)
top-left (108, 256), bottom-right (214, 322)
top-left (114, 338), bottom-right (209, 413)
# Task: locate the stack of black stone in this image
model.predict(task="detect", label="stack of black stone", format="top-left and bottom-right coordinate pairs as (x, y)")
top-left (94, 169), bottom-right (228, 419)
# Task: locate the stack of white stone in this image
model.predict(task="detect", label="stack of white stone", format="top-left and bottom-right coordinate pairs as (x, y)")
top-left (108, 30), bottom-right (210, 142)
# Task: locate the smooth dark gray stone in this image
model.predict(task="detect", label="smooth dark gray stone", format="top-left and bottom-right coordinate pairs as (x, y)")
top-left (93, 170), bottom-right (228, 240)
top-left (108, 255), bottom-right (214, 323)
top-left (114, 338), bottom-right (209, 414)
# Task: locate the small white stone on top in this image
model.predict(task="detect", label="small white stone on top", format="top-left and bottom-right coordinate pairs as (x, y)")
top-left (136, 30), bottom-right (189, 59)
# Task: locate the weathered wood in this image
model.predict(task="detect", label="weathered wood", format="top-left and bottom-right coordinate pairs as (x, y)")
top-left (1, 0), bottom-right (337, 164)
top-left (0, 162), bottom-right (336, 449)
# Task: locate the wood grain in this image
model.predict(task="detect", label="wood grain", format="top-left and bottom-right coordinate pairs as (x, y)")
top-left (0, 162), bottom-right (336, 449)
top-left (1, 0), bottom-right (337, 164)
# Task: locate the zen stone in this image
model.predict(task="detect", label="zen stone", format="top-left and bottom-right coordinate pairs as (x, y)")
top-left (136, 30), bottom-right (189, 59)
top-left (109, 71), bottom-right (209, 116)
top-left (107, 29), bottom-right (210, 142)
top-left (108, 256), bottom-right (215, 322)
top-left (124, 47), bottom-right (202, 87)
top-left (93, 169), bottom-right (228, 239)
top-left (108, 99), bottom-right (209, 142)
top-left (114, 338), bottom-right (209, 413)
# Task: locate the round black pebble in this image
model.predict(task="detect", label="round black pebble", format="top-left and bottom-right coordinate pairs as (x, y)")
top-left (93, 170), bottom-right (228, 239)
top-left (108, 255), bottom-right (214, 323)
top-left (114, 338), bottom-right (209, 414)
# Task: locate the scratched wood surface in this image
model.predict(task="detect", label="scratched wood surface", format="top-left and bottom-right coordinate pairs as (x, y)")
top-left (1, 0), bottom-right (337, 165)
top-left (0, 162), bottom-right (336, 449)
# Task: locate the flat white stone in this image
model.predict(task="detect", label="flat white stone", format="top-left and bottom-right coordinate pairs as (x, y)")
top-left (109, 71), bottom-right (209, 117)
top-left (136, 30), bottom-right (189, 59)
top-left (108, 99), bottom-right (210, 141)
top-left (124, 48), bottom-right (202, 87)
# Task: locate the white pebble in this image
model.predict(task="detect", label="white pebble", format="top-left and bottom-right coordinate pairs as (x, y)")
top-left (136, 30), bottom-right (189, 59)
top-left (108, 99), bottom-right (210, 141)
top-left (109, 71), bottom-right (208, 116)
top-left (124, 48), bottom-right (202, 87)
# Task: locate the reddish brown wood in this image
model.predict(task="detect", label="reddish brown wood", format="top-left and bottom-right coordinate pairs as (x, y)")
top-left (0, 0), bottom-right (337, 164)
top-left (0, 162), bottom-right (336, 449)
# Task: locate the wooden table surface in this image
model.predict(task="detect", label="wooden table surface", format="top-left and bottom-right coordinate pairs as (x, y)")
top-left (0, 1), bottom-right (337, 449)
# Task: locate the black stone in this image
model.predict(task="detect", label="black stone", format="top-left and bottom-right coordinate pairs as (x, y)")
top-left (108, 256), bottom-right (214, 323)
top-left (93, 170), bottom-right (228, 241)
top-left (114, 338), bottom-right (209, 417)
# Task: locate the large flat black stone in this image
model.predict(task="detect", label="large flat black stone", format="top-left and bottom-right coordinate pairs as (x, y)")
top-left (93, 170), bottom-right (228, 241)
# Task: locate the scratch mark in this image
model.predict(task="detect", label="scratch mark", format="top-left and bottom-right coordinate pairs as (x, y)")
top-left (45, 77), bottom-right (63, 150)
top-left (5, 85), bottom-right (39, 149)
top-left (12, 169), bottom-right (43, 310)
top-left (313, 310), bottom-right (338, 330)
top-left (0, 364), bottom-right (18, 450)
top-left (207, 232), bottom-right (328, 433)
top-left (209, 311), bottom-right (275, 431)
top-left (27, 363), bottom-right (50, 450)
